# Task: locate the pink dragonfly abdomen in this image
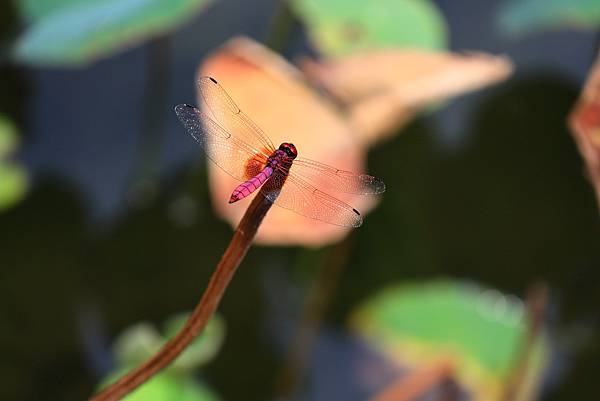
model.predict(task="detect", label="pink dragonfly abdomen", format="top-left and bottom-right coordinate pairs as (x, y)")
top-left (229, 166), bottom-right (274, 203)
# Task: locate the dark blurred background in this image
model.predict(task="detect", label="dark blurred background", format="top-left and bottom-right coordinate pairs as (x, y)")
top-left (1, 0), bottom-right (599, 401)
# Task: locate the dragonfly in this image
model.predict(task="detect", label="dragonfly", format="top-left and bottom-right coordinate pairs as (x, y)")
top-left (175, 76), bottom-right (385, 227)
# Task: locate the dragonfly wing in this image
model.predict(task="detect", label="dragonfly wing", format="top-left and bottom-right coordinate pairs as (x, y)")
top-left (291, 157), bottom-right (385, 195)
top-left (175, 104), bottom-right (268, 182)
top-left (261, 171), bottom-right (363, 227)
top-left (197, 76), bottom-right (276, 154)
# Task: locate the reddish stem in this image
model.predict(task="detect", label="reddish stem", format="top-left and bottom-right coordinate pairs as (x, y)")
top-left (500, 282), bottom-right (548, 401)
top-left (368, 357), bottom-right (456, 401)
top-left (88, 188), bottom-right (277, 401)
top-left (276, 237), bottom-right (352, 397)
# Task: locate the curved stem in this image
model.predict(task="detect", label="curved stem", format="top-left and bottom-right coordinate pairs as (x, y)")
top-left (128, 35), bottom-right (171, 208)
top-left (139, 36), bottom-right (171, 180)
top-left (500, 282), bottom-right (548, 401)
top-left (276, 237), bottom-right (352, 397)
top-left (88, 187), bottom-right (278, 401)
top-left (263, 0), bottom-right (297, 53)
top-left (368, 358), bottom-right (455, 401)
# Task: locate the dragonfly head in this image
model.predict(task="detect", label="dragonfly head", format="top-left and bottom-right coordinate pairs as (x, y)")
top-left (279, 143), bottom-right (298, 159)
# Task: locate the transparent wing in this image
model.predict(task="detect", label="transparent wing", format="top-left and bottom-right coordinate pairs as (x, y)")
top-left (175, 104), bottom-right (268, 182)
top-left (291, 157), bottom-right (386, 195)
top-left (261, 171), bottom-right (363, 228)
top-left (197, 76), bottom-right (276, 154)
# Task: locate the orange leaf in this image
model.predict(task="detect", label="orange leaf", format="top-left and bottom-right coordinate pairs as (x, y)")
top-left (197, 37), bottom-right (378, 246)
top-left (300, 50), bottom-right (513, 144)
top-left (569, 51), bottom-right (600, 213)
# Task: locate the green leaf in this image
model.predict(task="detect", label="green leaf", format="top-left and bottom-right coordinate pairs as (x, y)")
top-left (101, 372), bottom-right (220, 401)
top-left (113, 323), bottom-right (164, 368)
top-left (163, 312), bottom-right (225, 372)
top-left (17, 0), bottom-right (90, 22)
top-left (498, 0), bottom-right (600, 35)
top-left (0, 163), bottom-right (28, 211)
top-left (291, 0), bottom-right (447, 56)
top-left (351, 280), bottom-right (548, 400)
top-left (0, 116), bottom-right (18, 158)
top-left (0, 116), bottom-right (27, 211)
top-left (113, 313), bottom-right (225, 373)
top-left (13, 0), bottom-right (215, 67)
top-left (104, 313), bottom-right (224, 400)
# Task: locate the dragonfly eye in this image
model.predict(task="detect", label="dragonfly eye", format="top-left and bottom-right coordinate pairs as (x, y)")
top-left (279, 143), bottom-right (298, 158)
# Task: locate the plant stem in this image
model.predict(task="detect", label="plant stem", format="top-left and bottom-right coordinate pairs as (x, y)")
top-left (500, 282), bottom-right (548, 401)
top-left (263, 0), bottom-right (297, 53)
top-left (367, 358), bottom-right (455, 401)
top-left (140, 36), bottom-right (171, 179)
top-left (276, 237), bottom-right (352, 397)
top-left (128, 35), bottom-right (171, 207)
top-left (88, 188), bottom-right (278, 401)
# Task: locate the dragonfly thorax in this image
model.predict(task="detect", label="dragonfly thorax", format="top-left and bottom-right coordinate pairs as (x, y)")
top-left (278, 143), bottom-right (298, 159)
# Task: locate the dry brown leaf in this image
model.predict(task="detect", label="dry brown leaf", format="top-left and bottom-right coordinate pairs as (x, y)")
top-left (569, 51), bottom-right (600, 213)
top-left (300, 50), bottom-right (514, 144)
top-left (197, 37), bottom-right (378, 246)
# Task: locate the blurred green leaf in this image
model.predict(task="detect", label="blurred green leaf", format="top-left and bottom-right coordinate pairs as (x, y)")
top-left (498, 0), bottom-right (600, 35)
top-left (163, 312), bottom-right (225, 372)
top-left (113, 313), bottom-right (225, 373)
top-left (0, 116), bottom-right (27, 211)
top-left (105, 313), bottom-right (224, 401)
top-left (101, 371), bottom-right (220, 401)
top-left (291, 0), bottom-right (447, 56)
top-left (351, 280), bottom-right (548, 400)
top-left (0, 116), bottom-right (18, 157)
top-left (17, 0), bottom-right (87, 22)
top-left (0, 163), bottom-right (28, 210)
top-left (113, 323), bottom-right (164, 369)
top-left (13, 0), bottom-right (215, 67)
